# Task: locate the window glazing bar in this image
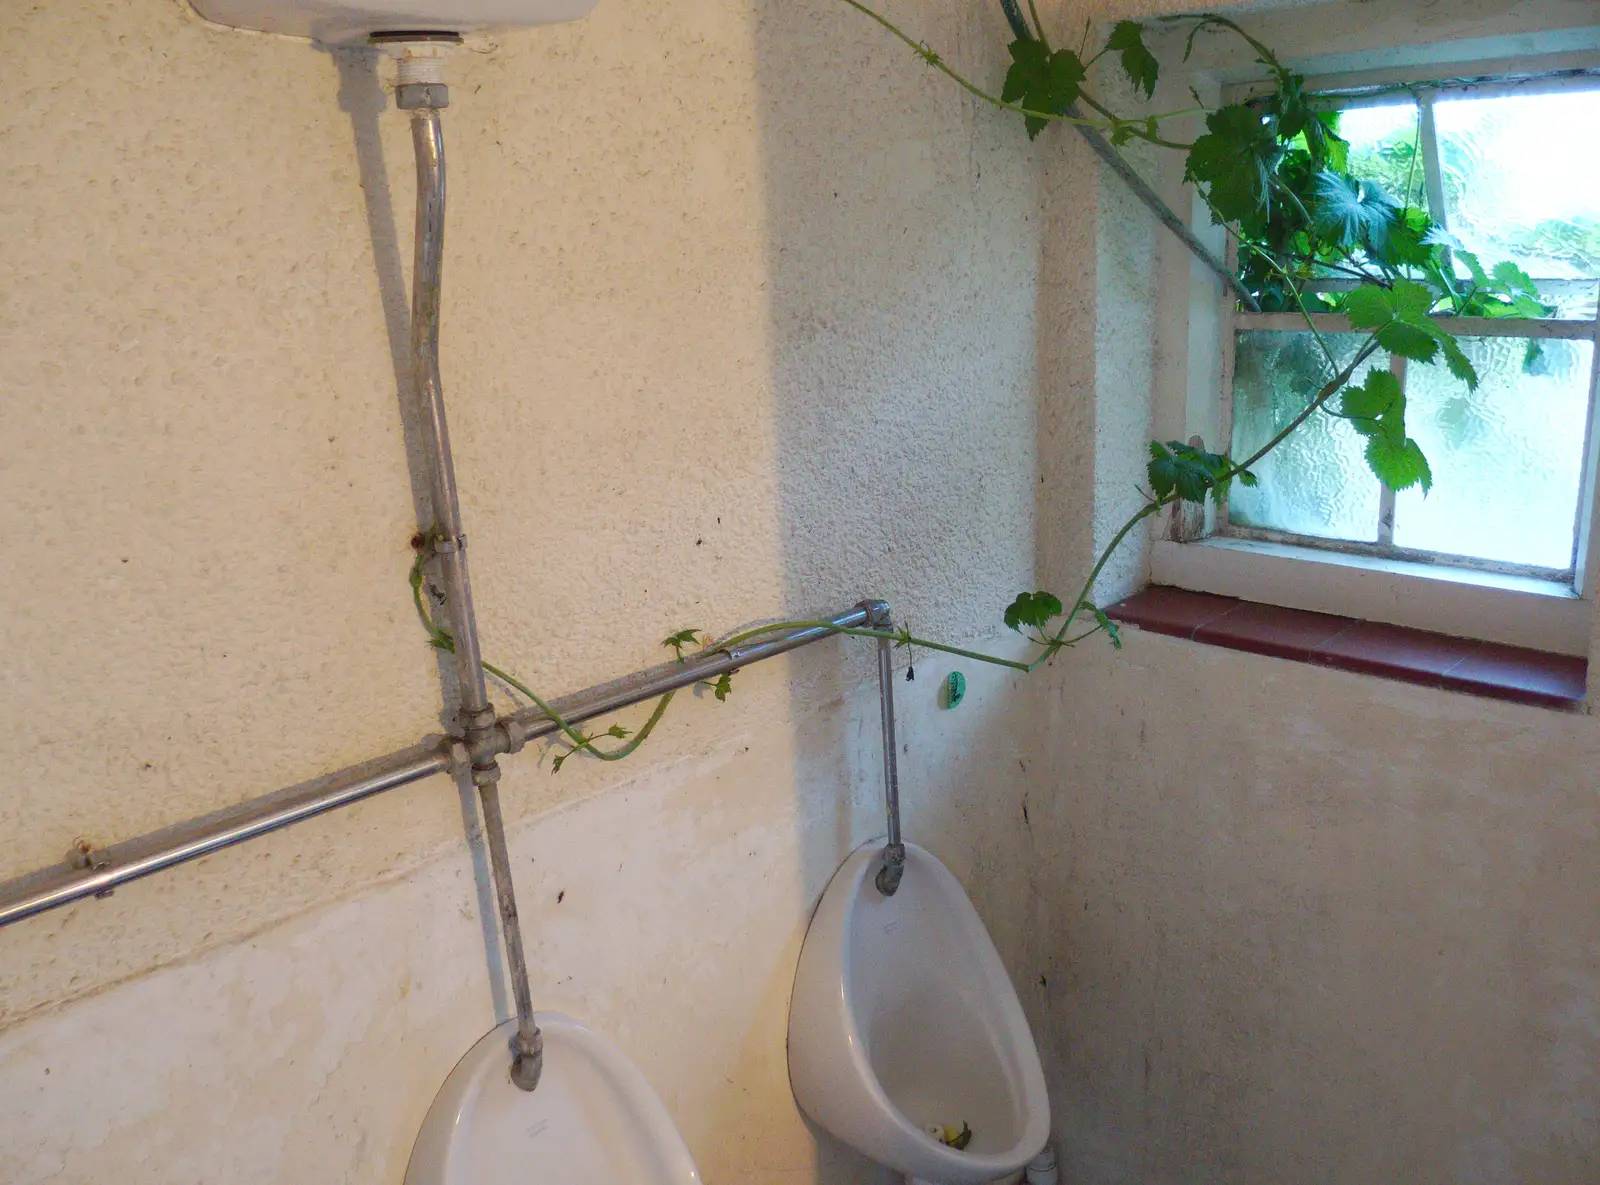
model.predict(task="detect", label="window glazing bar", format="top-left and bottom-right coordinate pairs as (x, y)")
top-left (1236, 313), bottom-right (1597, 340)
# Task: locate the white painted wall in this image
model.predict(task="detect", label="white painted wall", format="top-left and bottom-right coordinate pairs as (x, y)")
top-left (0, 0), bottom-right (1047, 1179)
top-left (1030, 1), bottom-right (1600, 1180)
top-left (9, 0), bottom-right (1600, 1181)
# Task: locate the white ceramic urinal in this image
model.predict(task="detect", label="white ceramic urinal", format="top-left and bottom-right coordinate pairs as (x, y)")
top-left (405, 1013), bottom-right (702, 1185)
top-left (788, 843), bottom-right (1049, 1185)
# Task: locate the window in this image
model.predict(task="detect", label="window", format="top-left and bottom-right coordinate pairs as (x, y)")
top-left (1218, 78), bottom-right (1600, 586)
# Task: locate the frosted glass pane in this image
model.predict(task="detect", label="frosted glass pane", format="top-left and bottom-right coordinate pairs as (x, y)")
top-left (1435, 90), bottom-right (1600, 281)
top-left (1540, 281), bottom-right (1598, 321)
top-left (1340, 101), bottom-right (1427, 211)
top-left (1230, 332), bottom-right (1385, 541)
top-left (1393, 337), bottom-right (1595, 569)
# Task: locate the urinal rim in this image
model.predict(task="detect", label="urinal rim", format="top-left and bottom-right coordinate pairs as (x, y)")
top-left (833, 840), bottom-right (1050, 1177)
top-left (404, 1011), bottom-right (702, 1185)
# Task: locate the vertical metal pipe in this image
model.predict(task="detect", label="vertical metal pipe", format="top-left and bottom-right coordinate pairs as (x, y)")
top-left (871, 607), bottom-right (906, 896)
top-left (410, 108), bottom-right (490, 718)
top-left (407, 97), bottom-right (542, 1091)
top-left (476, 776), bottom-right (541, 1077)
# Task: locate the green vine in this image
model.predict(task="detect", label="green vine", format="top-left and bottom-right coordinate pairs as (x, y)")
top-left (410, 5), bottom-right (1550, 772)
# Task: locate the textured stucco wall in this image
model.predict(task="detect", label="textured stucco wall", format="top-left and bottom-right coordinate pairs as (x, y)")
top-left (11, 0), bottom-right (1599, 1180)
top-left (1030, 1), bottom-right (1600, 1181)
top-left (0, 0), bottom-right (1048, 1179)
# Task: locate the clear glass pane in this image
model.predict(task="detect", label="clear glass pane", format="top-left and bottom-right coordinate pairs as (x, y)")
top-left (1230, 331), bottom-right (1385, 541)
top-left (1393, 337), bottom-right (1595, 569)
top-left (1435, 89), bottom-right (1600, 282)
top-left (1339, 100), bottom-right (1427, 212)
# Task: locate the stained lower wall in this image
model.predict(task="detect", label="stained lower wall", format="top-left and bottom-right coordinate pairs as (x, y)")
top-left (1031, 2), bottom-right (1600, 1181)
top-left (1, 653), bottom-right (1044, 1182)
top-left (1030, 639), bottom-right (1600, 1184)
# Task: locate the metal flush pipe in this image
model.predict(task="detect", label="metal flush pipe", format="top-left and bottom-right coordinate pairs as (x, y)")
top-left (0, 603), bottom-right (879, 928)
top-left (866, 601), bottom-right (905, 896)
top-left (395, 50), bottom-right (544, 1092)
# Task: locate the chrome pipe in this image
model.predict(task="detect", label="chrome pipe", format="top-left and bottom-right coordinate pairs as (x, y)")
top-left (504, 606), bottom-right (873, 747)
top-left (0, 604), bottom-right (882, 929)
top-left (476, 777), bottom-right (543, 1088)
top-left (406, 98), bottom-right (542, 1089)
top-left (869, 601), bottom-right (905, 896)
top-left (0, 742), bottom-right (452, 927)
top-left (410, 106), bottom-right (490, 719)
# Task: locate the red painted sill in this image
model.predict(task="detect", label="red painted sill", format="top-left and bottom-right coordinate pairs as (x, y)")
top-left (1105, 586), bottom-right (1588, 710)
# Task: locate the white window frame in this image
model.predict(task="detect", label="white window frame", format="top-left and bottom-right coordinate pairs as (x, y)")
top-left (1153, 48), bottom-right (1600, 657)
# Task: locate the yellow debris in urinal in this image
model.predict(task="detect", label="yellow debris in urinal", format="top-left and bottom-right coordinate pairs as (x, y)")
top-left (926, 1122), bottom-right (973, 1150)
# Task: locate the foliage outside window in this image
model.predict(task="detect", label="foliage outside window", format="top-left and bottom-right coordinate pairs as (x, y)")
top-left (1224, 80), bottom-right (1600, 582)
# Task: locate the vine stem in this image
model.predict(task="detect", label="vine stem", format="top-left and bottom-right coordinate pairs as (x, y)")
top-left (1035, 499), bottom-right (1167, 669)
top-left (1036, 327), bottom-right (1381, 664)
top-left (485, 659), bottom-right (675, 763)
top-left (1025, 0), bottom-right (1050, 51)
top-left (712, 621), bottom-right (1035, 673)
top-left (411, 548), bottom-right (671, 762)
top-left (833, 0), bottom-right (1198, 148)
top-left (402, 11), bottom-right (1406, 759)
top-left (1075, 91), bottom-right (1194, 151)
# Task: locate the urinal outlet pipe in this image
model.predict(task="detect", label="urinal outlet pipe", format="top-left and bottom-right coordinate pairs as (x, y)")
top-left (868, 601), bottom-right (905, 896)
top-left (404, 76), bottom-right (542, 1092)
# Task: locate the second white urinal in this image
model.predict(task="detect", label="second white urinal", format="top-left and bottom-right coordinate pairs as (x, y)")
top-left (788, 842), bottom-right (1049, 1184)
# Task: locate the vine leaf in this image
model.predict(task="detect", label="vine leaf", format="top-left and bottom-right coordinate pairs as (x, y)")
top-left (1002, 39), bottom-right (1086, 138)
top-left (1344, 280), bottom-right (1478, 390)
top-left (1311, 171), bottom-right (1397, 253)
top-left (663, 628), bottom-right (702, 662)
top-left (1273, 75), bottom-right (1343, 168)
top-left (1492, 260), bottom-right (1541, 298)
top-left (1106, 22), bottom-right (1158, 100)
top-left (1340, 370), bottom-right (1433, 494)
top-left (1185, 104), bottom-right (1279, 224)
top-left (712, 672), bottom-right (733, 702)
top-left (1377, 206), bottom-right (1434, 271)
top-left (1004, 591), bottom-right (1064, 633)
top-left (1366, 434), bottom-right (1433, 495)
top-left (1147, 439), bottom-right (1248, 505)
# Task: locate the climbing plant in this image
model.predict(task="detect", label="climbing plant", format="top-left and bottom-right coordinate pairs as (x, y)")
top-left (413, 4), bottom-right (1548, 768)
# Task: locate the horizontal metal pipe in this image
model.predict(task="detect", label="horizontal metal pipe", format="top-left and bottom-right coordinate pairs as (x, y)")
top-left (0, 742), bottom-right (452, 927)
top-left (505, 605), bottom-right (873, 747)
top-left (0, 603), bottom-right (877, 929)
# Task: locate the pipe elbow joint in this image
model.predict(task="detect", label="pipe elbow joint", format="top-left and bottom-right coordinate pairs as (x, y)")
top-left (859, 599), bottom-right (892, 629)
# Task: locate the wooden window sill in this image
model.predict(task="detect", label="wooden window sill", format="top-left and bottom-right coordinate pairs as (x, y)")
top-left (1105, 586), bottom-right (1589, 710)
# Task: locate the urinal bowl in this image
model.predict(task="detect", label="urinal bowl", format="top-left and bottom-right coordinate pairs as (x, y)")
top-left (788, 842), bottom-right (1050, 1185)
top-left (405, 1012), bottom-right (702, 1185)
